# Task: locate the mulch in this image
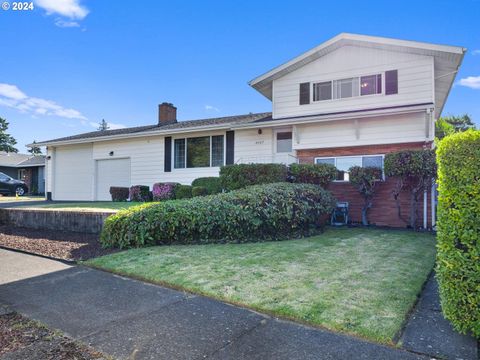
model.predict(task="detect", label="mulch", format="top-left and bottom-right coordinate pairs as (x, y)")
top-left (0, 311), bottom-right (105, 359)
top-left (0, 226), bottom-right (118, 261)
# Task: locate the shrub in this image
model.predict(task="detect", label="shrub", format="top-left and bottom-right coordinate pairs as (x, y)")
top-left (175, 184), bottom-right (192, 199)
top-left (348, 166), bottom-right (383, 225)
top-left (288, 163), bottom-right (337, 186)
top-left (109, 187), bottom-right (129, 202)
top-left (191, 177), bottom-right (222, 194)
top-left (220, 163), bottom-right (288, 191)
top-left (436, 130), bottom-right (480, 338)
top-left (152, 182), bottom-right (178, 201)
top-left (192, 186), bottom-right (208, 197)
top-left (100, 182), bottom-right (335, 249)
top-left (384, 149), bottom-right (436, 228)
top-left (129, 185), bottom-right (151, 202)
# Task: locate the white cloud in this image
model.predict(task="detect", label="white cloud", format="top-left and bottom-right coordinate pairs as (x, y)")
top-left (458, 76), bottom-right (480, 89)
top-left (472, 50), bottom-right (480, 55)
top-left (205, 104), bottom-right (220, 112)
top-left (35, 0), bottom-right (89, 19)
top-left (54, 19), bottom-right (80, 28)
top-left (89, 122), bottom-right (126, 130)
top-left (0, 83), bottom-right (87, 120)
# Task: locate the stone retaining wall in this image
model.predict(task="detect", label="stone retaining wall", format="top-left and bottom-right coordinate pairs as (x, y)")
top-left (0, 208), bottom-right (115, 234)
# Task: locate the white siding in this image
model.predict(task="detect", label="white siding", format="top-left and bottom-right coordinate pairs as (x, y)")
top-left (294, 112), bottom-right (428, 150)
top-left (45, 147), bottom-right (53, 193)
top-left (234, 128), bottom-right (274, 163)
top-left (95, 158), bottom-right (131, 201)
top-left (53, 144), bottom-right (93, 200)
top-left (273, 45), bottom-right (434, 119)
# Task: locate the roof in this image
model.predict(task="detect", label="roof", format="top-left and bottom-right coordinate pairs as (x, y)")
top-left (35, 112), bottom-right (272, 146)
top-left (0, 152), bottom-right (45, 168)
top-left (249, 33), bottom-right (466, 118)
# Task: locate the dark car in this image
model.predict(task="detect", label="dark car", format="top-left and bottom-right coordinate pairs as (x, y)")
top-left (0, 172), bottom-right (28, 196)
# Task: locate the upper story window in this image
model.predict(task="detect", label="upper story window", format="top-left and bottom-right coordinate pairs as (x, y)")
top-left (174, 135), bottom-right (224, 169)
top-left (315, 155), bottom-right (384, 181)
top-left (302, 70), bottom-right (397, 105)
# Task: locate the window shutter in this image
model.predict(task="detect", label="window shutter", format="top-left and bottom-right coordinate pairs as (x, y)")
top-left (164, 136), bottom-right (172, 172)
top-left (226, 131), bottom-right (234, 165)
top-left (299, 82), bottom-right (310, 105)
top-left (385, 70), bottom-right (398, 95)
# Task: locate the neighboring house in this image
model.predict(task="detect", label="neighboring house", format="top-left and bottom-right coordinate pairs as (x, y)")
top-left (35, 33), bottom-right (465, 228)
top-left (0, 152), bottom-right (46, 194)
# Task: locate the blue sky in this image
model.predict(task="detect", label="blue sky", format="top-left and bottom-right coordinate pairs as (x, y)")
top-left (1, 0), bottom-right (479, 152)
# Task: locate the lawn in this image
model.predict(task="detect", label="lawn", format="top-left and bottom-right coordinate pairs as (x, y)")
top-left (28, 202), bottom-right (143, 211)
top-left (86, 227), bottom-right (436, 344)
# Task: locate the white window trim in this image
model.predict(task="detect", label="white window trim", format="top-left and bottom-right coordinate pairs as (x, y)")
top-left (274, 127), bottom-right (294, 154)
top-left (311, 72), bottom-right (385, 103)
top-left (172, 133), bottom-right (226, 170)
top-left (314, 154), bottom-right (385, 182)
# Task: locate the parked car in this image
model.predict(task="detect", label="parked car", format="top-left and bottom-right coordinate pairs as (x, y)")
top-left (0, 172), bottom-right (28, 196)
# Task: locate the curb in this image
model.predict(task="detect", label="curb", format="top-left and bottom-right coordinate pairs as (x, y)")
top-left (0, 244), bottom-right (77, 265)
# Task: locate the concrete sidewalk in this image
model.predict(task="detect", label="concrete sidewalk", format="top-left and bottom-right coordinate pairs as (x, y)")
top-left (0, 249), bottom-right (474, 359)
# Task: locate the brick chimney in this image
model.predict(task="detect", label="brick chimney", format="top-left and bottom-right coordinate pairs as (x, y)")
top-left (158, 102), bottom-right (177, 125)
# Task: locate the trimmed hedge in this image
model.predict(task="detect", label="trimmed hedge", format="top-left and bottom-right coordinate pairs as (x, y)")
top-left (191, 177), bottom-right (222, 194)
top-left (109, 187), bottom-right (129, 202)
top-left (129, 185), bottom-right (151, 202)
top-left (152, 182), bottom-right (178, 201)
top-left (175, 184), bottom-right (192, 199)
top-left (100, 182), bottom-right (335, 249)
top-left (289, 163), bottom-right (337, 186)
top-left (192, 186), bottom-right (208, 197)
top-left (220, 163), bottom-right (288, 191)
top-left (436, 130), bottom-right (480, 338)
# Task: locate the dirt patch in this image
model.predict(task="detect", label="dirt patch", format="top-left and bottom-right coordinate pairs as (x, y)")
top-left (0, 226), bottom-right (118, 261)
top-left (0, 311), bottom-right (105, 359)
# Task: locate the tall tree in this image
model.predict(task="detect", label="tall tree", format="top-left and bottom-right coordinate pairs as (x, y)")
top-left (28, 140), bottom-right (42, 155)
top-left (0, 117), bottom-right (18, 153)
top-left (436, 114), bottom-right (476, 139)
top-left (98, 119), bottom-right (109, 131)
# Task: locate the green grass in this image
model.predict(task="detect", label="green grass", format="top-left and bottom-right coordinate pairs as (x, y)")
top-left (86, 227), bottom-right (436, 344)
top-left (29, 201), bottom-right (143, 211)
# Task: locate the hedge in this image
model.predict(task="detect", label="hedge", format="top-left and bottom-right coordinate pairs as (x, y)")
top-left (129, 185), bottom-right (151, 202)
top-left (436, 130), bottom-right (480, 338)
top-left (192, 186), bottom-right (208, 197)
top-left (100, 182), bottom-right (335, 249)
top-left (220, 163), bottom-right (288, 191)
top-left (191, 177), bottom-right (222, 194)
top-left (289, 163), bottom-right (337, 186)
top-left (152, 182), bottom-right (178, 201)
top-left (109, 187), bottom-right (129, 202)
top-left (175, 184), bottom-right (192, 199)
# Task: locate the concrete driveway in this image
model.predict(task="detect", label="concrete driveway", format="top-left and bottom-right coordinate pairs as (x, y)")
top-left (0, 249), bottom-right (431, 360)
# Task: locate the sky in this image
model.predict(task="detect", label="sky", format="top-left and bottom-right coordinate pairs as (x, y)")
top-left (0, 0), bottom-right (479, 152)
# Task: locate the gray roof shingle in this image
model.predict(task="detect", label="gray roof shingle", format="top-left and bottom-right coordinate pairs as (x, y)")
top-left (38, 112), bottom-right (273, 145)
top-left (0, 152), bottom-right (45, 167)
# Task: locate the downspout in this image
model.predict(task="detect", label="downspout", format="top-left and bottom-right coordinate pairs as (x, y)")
top-left (431, 183), bottom-right (436, 229)
top-left (423, 189), bottom-right (428, 230)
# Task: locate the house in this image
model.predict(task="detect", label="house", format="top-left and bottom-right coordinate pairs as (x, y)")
top-left (0, 152), bottom-right (46, 194)
top-left (34, 33), bottom-right (465, 228)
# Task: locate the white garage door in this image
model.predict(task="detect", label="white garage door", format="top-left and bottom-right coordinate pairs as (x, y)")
top-left (96, 158), bottom-right (131, 201)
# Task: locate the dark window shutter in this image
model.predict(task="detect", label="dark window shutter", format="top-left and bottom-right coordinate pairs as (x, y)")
top-left (385, 70), bottom-right (398, 95)
top-left (164, 136), bottom-right (172, 172)
top-left (299, 82), bottom-right (310, 105)
top-left (225, 131), bottom-right (234, 165)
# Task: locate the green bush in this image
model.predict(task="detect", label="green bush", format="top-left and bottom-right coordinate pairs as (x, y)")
top-left (129, 185), bottom-right (151, 202)
top-left (100, 182), bottom-right (335, 249)
top-left (192, 186), bottom-right (208, 197)
top-left (175, 184), bottom-right (192, 199)
top-left (436, 130), bottom-right (480, 338)
top-left (220, 163), bottom-right (288, 191)
top-left (191, 177), bottom-right (222, 194)
top-left (348, 166), bottom-right (383, 225)
top-left (288, 163), bottom-right (337, 187)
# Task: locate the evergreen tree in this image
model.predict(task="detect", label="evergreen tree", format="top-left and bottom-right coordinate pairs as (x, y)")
top-left (28, 140), bottom-right (42, 155)
top-left (0, 117), bottom-right (18, 153)
top-left (98, 119), bottom-right (109, 131)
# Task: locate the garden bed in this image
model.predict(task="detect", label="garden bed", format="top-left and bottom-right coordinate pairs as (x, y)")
top-left (0, 226), bottom-right (117, 261)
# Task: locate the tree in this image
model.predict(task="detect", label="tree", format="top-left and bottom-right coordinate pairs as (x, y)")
top-left (435, 114), bottom-right (476, 139)
top-left (28, 140), bottom-right (42, 155)
top-left (0, 117), bottom-right (18, 153)
top-left (349, 166), bottom-right (383, 226)
top-left (98, 119), bottom-right (109, 131)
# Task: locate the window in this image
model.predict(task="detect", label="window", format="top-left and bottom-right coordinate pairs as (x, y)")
top-left (313, 81), bottom-right (332, 101)
top-left (299, 82), bottom-right (310, 105)
top-left (276, 131), bottom-right (292, 153)
top-left (360, 74), bottom-right (382, 96)
top-left (0, 172), bottom-right (10, 181)
top-left (385, 70), bottom-right (398, 95)
top-left (333, 77), bottom-right (359, 99)
top-left (315, 155), bottom-right (384, 181)
top-left (174, 135), bottom-right (224, 169)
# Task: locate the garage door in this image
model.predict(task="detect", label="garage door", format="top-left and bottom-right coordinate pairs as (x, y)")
top-left (95, 158), bottom-right (131, 201)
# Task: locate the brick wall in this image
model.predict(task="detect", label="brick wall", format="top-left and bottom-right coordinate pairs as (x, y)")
top-left (297, 142), bottom-right (434, 229)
